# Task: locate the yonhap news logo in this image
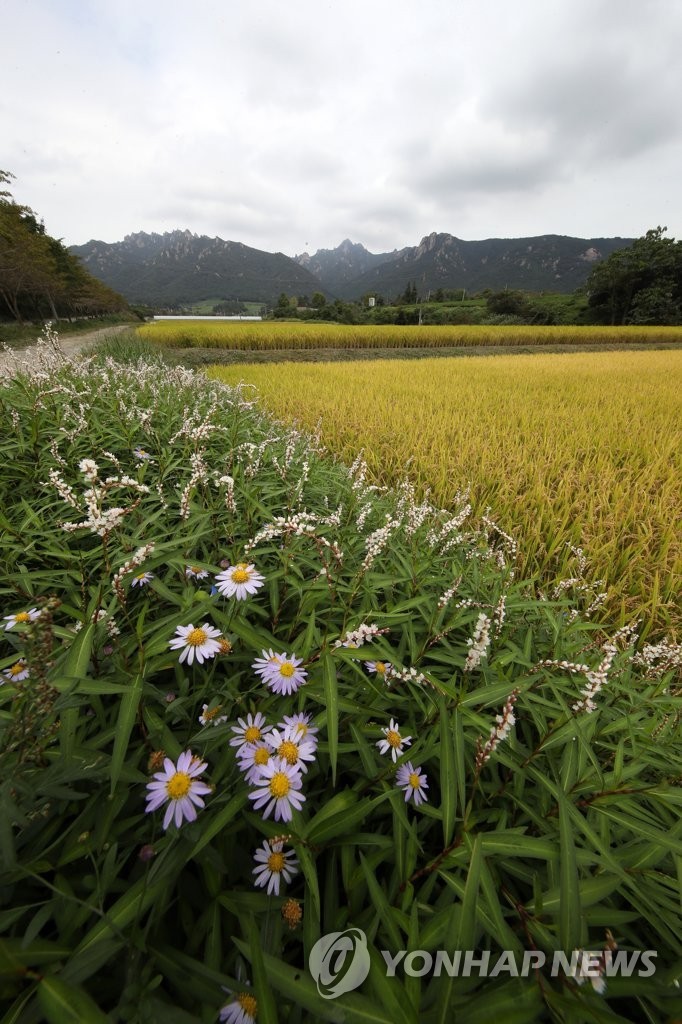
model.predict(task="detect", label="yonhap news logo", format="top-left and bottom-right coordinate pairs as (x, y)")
top-left (308, 927), bottom-right (659, 999)
top-left (308, 928), bottom-right (371, 999)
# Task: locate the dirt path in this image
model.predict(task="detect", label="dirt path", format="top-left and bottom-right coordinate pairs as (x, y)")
top-left (0, 323), bottom-right (133, 378)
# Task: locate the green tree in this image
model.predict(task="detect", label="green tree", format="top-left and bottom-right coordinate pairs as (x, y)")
top-left (584, 227), bottom-right (682, 325)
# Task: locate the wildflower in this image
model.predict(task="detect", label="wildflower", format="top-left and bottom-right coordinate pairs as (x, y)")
top-left (131, 571), bottom-right (154, 587)
top-left (266, 726), bottom-right (317, 773)
top-left (198, 703), bottom-right (228, 727)
top-left (237, 741), bottom-right (272, 784)
top-left (145, 750), bottom-right (212, 830)
top-left (396, 762), bottom-right (429, 806)
top-left (4, 608), bottom-right (40, 630)
top-left (168, 622), bottom-right (222, 665)
top-left (218, 636), bottom-right (232, 655)
top-left (568, 950), bottom-right (607, 994)
top-left (2, 660), bottom-right (29, 683)
top-left (281, 897), bottom-right (302, 929)
top-left (262, 653), bottom-right (307, 696)
top-left (334, 622), bottom-right (388, 648)
top-left (185, 565), bottom-right (209, 580)
top-left (219, 991), bottom-right (258, 1024)
top-left (252, 648), bottom-right (283, 680)
top-left (134, 446), bottom-right (153, 461)
top-left (230, 712), bottom-right (271, 754)
top-left (252, 838), bottom-right (299, 895)
top-left (463, 612), bottom-right (492, 672)
top-left (215, 562), bottom-right (265, 601)
top-left (78, 458), bottom-right (99, 481)
top-left (365, 660), bottom-right (394, 682)
top-left (249, 758), bottom-right (306, 822)
top-left (279, 712), bottom-right (319, 746)
top-left (376, 718), bottom-right (412, 762)
top-left (475, 689), bottom-right (519, 770)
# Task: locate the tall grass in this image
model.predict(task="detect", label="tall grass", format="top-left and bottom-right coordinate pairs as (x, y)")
top-left (138, 319), bottom-right (682, 351)
top-left (209, 350), bottom-right (682, 638)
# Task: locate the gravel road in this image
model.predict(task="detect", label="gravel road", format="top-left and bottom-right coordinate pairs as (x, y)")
top-left (0, 323), bottom-right (133, 378)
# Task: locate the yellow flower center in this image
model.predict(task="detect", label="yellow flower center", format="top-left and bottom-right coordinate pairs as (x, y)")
top-left (269, 772), bottom-right (291, 798)
top-left (218, 638), bottom-right (232, 654)
top-left (135, 573), bottom-right (147, 581)
top-left (15, 612), bottom-right (31, 623)
top-left (279, 662), bottom-right (295, 678)
top-left (254, 747), bottom-right (270, 765)
top-left (267, 851), bottom-right (285, 872)
top-left (386, 729), bottom-right (401, 748)
top-left (408, 772), bottom-right (421, 789)
top-left (186, 627), bottom-right (207, 647)
top-left (294, 722), bottom-right (308, 736)
top-left (232, 565), bottom-right (249, 583)
top-left (238, 993), bottom-right (258, 1017)
top-left (203, 705), bottom-right (222, 722)
top-left (166, 771), bottom-right (191, 800)
top-left (278, 740), bottom-right (299, 765)
top-left (190, 566), bottom-right (203, 573)
top-left (376, 662), bottom-right (386, 674)
top-left (244, 725), bottom-right (261, 743)
top-left (8, 662), bottom-right (25, 676)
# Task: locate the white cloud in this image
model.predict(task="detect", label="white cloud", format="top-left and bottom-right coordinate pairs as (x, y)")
top-left (3, 0), bottom-right (681, 253)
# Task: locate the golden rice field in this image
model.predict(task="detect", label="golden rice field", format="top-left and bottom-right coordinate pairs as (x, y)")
top-left (209, 350), bottom-right (682, 639)
top-left (138, 319), bottom-right (682, 350)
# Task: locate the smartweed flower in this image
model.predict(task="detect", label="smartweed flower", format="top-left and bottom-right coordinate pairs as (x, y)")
top-left (237, 741), bottom-right (272, 784)
top-left (568, 951), bottom-right (607, 994)
top-left (230, 711), bottom-right (271, 755)
top-left (185, 565), bottom-right (209, 580)
top-left (396, 762), bottom-right (429, 806)
top-left (215, 562), bottom-right (265, 600)
top-left (198, 703), bottom-right (228, 727)
top-left (168, 623), bottom-right (222, 665)
top-left (4, 608), bottom-right (40, 630)
top-left (279, 712), bottom-right (319, 746)
top-left (252, 838), bottom-right (299, 895)
top-left (262, 652), bottom-right (307, 696)
top-left (131, 572), bottom-right (154, 587)
top-left (2, 660), bottom-right (29, 683)
top-left (219, 990), bottom-right (258, 1024)
top-left (266, 726), bottom-right (317, 773)
top-left (249, 758), bottom-right (305, 822)
top-left (145, 750), bottom-right (211, 830)
top-left (377, 718), bottom-right (412, 762)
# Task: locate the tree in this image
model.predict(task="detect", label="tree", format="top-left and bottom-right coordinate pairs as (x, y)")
top-left (584, 227), bottom-right (682, 325)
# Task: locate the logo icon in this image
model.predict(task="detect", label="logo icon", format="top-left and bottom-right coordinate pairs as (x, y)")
top-left (309, 928), bottom-right (371, 999)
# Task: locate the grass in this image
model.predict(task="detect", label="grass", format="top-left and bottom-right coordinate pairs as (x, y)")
top-left (0, 313), bottom-right (138, 350)
top-left (209, 350), bottom-right (682, 639)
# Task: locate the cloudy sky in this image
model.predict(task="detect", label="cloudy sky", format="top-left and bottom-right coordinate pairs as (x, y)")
top-left (3, 0), bottom-right (681, 256)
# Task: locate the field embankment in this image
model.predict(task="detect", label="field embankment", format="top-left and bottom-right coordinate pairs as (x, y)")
top-left (209, 350), bottom-right (682, 638)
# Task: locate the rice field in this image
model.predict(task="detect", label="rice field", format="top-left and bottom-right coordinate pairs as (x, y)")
top-left (138, 319), bottom-right (682, 351)
top-left (209, 350), bottom-right (682, 638)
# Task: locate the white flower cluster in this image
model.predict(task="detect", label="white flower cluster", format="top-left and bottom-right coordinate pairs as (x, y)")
top-left (437, 578), bottom-right (462, 610)
top-left (475, 688), bottom-right (520, 770)
top-left (213, 473), bottom-right (236, 514)
top-left (632, 639), bottom-right (682, 679)
top-left (362, 515), bottom-right (402, 572)
top-left (179, 449), bottom-right (209, 520)
top-left (112, 543), bottom-right (156, 603)
top-left (463, 612), bottom-right (492, 672)
top-left (333, 622), bottom-right (389, 648)
top-left (572, 643), bottom-right (618, 714)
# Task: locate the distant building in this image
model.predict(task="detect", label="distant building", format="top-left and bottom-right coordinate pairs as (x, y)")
top-left (368, 296), bottom-right (376, 307)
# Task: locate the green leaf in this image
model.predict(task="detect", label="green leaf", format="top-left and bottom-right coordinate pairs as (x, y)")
top-left (558, 795), bottom-right (582, 953)
top-left (322, 650), bottom-right (339, 784)
top-left (439, 699), bottom-right (456, 845)
top-left (109, 672), bottom-right (143, 795)
top-left (37, 976), bottom-right (109, 1024)
top-left (245, 915), bottom-right (279, 1024)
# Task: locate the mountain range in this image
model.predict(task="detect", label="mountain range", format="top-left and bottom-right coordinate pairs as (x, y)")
top-left (69, 230), bottom-right (633, 307)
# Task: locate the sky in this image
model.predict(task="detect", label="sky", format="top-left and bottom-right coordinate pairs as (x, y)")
top-left (3, 0), bottom-right (682, 256)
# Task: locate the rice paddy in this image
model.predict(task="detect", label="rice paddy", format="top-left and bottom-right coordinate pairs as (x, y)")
top-left (138, 319), bottom-right (682, 351)
top-left (209, 349), bottom-right (682, 637)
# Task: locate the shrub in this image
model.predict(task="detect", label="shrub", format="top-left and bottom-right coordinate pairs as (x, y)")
top-left (0, 338), bottom-right (680, 1022)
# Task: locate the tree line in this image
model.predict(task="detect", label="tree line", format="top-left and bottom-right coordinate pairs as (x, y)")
top-left (0, 170), bottom-right (127, 323)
